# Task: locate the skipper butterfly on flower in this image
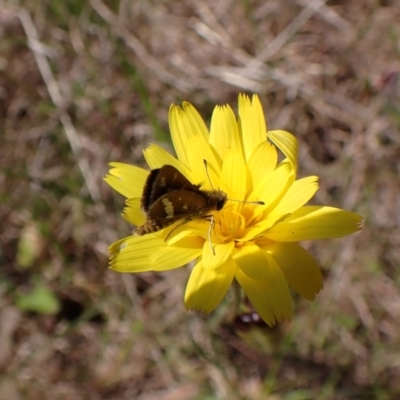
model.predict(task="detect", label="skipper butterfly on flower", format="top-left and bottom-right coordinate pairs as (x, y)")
top-left (134, 164), bottom-right (228, 235)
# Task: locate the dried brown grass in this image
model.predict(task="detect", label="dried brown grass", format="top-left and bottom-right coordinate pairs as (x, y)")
top-left (1, 0), bottom-right (400, 399)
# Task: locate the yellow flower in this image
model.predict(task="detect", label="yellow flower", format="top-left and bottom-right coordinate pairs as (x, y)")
top-left (105, 94), bottom-right (362, 326)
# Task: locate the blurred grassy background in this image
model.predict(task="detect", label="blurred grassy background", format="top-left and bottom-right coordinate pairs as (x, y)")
top-left (1, 0), bottom-right (399, 399)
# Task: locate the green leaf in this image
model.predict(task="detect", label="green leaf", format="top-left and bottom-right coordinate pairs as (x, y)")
top-left (16, 286), bottom-right (60, 315)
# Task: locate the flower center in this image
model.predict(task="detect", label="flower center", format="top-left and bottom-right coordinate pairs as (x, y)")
top-left (213, 204), bottom-right (262, 242)
top-left (220, 210), bottom-right (245, 238)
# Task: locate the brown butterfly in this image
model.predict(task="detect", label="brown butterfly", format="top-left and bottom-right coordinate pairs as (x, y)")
top-left (134, 165), bottom-right (227, 235)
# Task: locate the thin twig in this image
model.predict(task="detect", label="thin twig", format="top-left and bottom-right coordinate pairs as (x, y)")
top-left (244, 0), bottom-right (327, 73)
top-left (18, 9), bottom-right (102, 204)
top-left (89, 0), bottom-right (192, 93)
top-left (17, 8), bottom-right (120, 254)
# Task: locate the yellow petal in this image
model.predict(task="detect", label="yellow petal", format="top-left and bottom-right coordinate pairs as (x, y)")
top-left (247, 161), bottom-right (291, 205)
top-left (104, 162), bottom-right (148, 198)
top-left (268, 130), bottom-right (298, 172)
top-left (169, 104), bottom-right (190, 166)
top-left (150, 235), bottom-right (203, 271)
top-left (247, 141), bottom-right (278, 189)
top-left (232, 243), bottom-right (269, 280)
top-left (238, 94), bottom-right (267, 161)
top-left (222, 148), bottom-right (246, 199)
top-left (182, 101), bottom-right (210, 141)
top-left (143, 143), bottom-right (178, 169)
top-left (202, 241), bottom-right (235, 270)
top-left (185, 134), bottom-right (222, 184)
top-left (263, 240), bottom-right (323, 300)
top-left (143, 144), bottom-right (198, 185)
top-left (123, 198), bottom-right (145, 225)
top-left (163, 227), bottom-right (192, 245)
top-left (235, 255), bottom-right (293, 326)
top-left (209, 105), bottom-right (242, 159)
top-left (266, 206), bottom-right (363, 241)
top-left (169, 102), bottom-right (211, 168)
top-left (184, 258), bottom-right (236, 313)
top-left (268, 176), bottom-right (319, 221)
top-left (109, 234), bottom-right (165, 272)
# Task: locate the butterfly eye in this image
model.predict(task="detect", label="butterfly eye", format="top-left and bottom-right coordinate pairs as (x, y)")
top-left (216, 199), bottom-right (226, 210)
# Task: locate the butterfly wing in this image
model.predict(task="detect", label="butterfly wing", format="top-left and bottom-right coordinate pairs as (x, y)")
top-left (145, 189), bottom-right (209, 228)
top-left (141, 165), bottom-right (201, 213)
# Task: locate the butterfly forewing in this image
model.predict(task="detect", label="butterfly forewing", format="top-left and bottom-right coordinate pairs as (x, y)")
top-left (141, 165), bottom-right (201, 213)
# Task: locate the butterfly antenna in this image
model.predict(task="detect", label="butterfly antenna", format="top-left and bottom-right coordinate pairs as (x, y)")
top-left (208, 215), bottom-right (215, 255)
top-left (203, 159), bottom-right (215, 189)
top-left (229, 198), bottom-right (265, 205)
